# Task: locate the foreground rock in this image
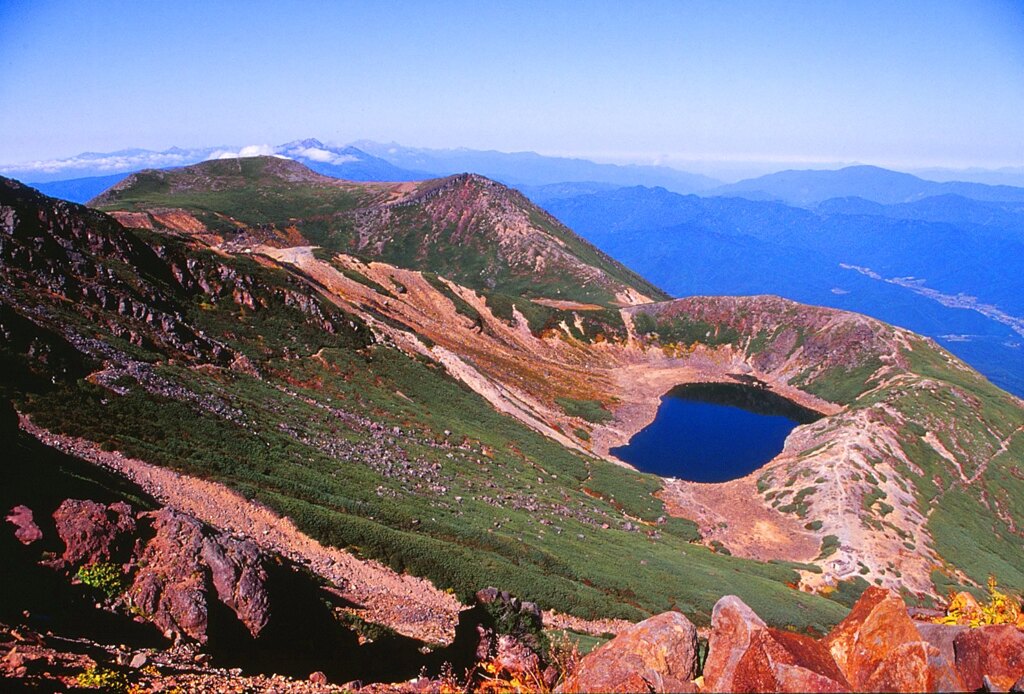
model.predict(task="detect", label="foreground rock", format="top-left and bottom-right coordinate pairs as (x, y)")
top-left (823, 587), bottom-right (962, 692)
top-left (559, 611), bottom-right (698, 693)
top-left (52, 499), bottom-right (135, 567)
top-left (954, 624), bottom-right (1024, 691)
top-left (703, 595), bottom-right (849, 693)
top-left (28, 500), bottom-right (272, 644)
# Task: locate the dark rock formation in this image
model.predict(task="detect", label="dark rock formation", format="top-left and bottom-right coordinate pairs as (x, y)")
top-left (51, 499), bottom-right (135, 567)
top-left (200, 533), bottom-right (270, 637)
top-left (44, 500), bottom-right (273, 645)
top-left (127, 509), bottom-right (211, 644)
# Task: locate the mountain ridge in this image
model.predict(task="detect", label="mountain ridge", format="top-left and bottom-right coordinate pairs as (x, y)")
top-left (91, 156), bottom-right (668, 307)
top-left (711, 164), bottom-right (1024, 206)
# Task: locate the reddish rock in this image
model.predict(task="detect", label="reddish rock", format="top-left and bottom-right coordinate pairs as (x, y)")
top-left (494, 633), bottom-right (541, 679)
top-left (703, 595), bottom-right (767, 692)
top-left (954, 624), bottom-right (1024, 691)
top-left (52, 499), bottom-right (135, 566)
top-left (916, 622), bottom-right (968, 667)
top-left (560, 611), bottom-right (699, 693)
top-left (127, 509), bottom-right (209, 644)
top-left (823, 587), bottom-right (920, 685)
top-left (201, 533), bottom-right (270, 637)
top-left (737, 628), bottom-right (850, 693)
top-left (824, 587), bottom-right (963, 692)
top-left (5, 505), bottom-right (42, 545)
top-left (864, 640), bottom-right (963, 693)
top-left (703, 595), bottom-right (849, 692)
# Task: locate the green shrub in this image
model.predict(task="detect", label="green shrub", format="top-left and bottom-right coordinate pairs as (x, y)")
top-left (556, 397), bottom-right (612, 424)
top-left (817, 535), bottom-right (840, 560)
top-left (75, 562), bottom-right (125, 599)
top-left (76, 666), bottom-right (129, 692)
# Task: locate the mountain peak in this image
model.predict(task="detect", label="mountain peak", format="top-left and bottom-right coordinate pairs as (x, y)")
top-left (282, 137), bottom-right (327, 150)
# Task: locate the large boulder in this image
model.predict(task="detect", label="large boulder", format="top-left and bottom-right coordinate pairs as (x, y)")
top-left (51, 499), bottom-right (135, 566)
top-left (915, 622), bottom-right (967, 667)
top-left (560, 611), bottom-right (699, 693)
top-left (953, 624), bottom-right (1024, 691)
top-left (127, 509), bottom-right (209, 644)
top-left (823, 587), bottom-right (963, 692)
top-left (703, 595), bottom-right (849, 693)
top-left (863, 640), bottom-right (963, 693)
top-left (703, 595), bottom-right (767, 691)
top-left (201, 533), bottom-right (270, 637)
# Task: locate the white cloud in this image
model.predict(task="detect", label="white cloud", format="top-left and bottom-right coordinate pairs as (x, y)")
top-left (210, 144), bottom-right (279, 160)
top-left (0, 149), bottom-right (212, 176)
top-left (297, 147), bottom-right (335, 163)
top-left (280, 145), bottom-right (361, 166)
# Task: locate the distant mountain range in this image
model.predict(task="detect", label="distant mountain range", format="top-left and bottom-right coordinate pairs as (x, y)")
top-left (9, 141), bottom-right (1024, 211)
top-left (708, 165), bottom-right (1024, 206)
top-left (6, 139), bottom-right (721, 203)
top-left (350, 141), bottom-right (721, 192)
top-left (13, 140), bottom-right (429, 203)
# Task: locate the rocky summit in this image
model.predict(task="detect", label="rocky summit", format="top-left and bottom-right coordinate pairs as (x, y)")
top-left (2, 160), bottom-right (1024, 691)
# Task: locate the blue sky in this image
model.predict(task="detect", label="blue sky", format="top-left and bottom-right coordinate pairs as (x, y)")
top-left (1, 0), bottom-right (1022, 170)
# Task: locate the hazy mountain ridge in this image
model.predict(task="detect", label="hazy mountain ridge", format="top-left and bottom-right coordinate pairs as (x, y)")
top-left (710, 164), bottom-right (1024, 206)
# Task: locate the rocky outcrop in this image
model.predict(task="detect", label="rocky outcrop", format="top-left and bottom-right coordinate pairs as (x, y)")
top-left (560, 611), bottom-right (699, 693)
top-left (127, 509), bottom-right (213, 643)
top-left (915, 621), bottom-right (967, 669)
top-left (823, 587), bottom-right (962, 692)
top-left (52, 499), bottom-right (135, 567)
top-left (125, 507), bottom-right (272, 644)
top-left (200, 534), bottom-right (270, 637)
top-left (703, 595), bottom-right (767, 691)
top-left (703, 595), bottom-right (849, 693)
top-left (561, 588), bottom-right (1024, 694)
top-left (953, 624), bottom-right (1024, 691)
top-left (24, 499), bottom-right (273, 645)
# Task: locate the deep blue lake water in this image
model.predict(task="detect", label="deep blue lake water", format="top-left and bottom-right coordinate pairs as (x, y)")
top-left (611, 383), bottom-right (821, 483)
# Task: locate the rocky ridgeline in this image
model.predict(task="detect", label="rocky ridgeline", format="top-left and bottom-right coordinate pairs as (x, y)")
top-left (560, 587), bottom-right (1024, 693)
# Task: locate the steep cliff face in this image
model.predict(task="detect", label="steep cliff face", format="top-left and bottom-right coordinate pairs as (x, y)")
top-left (4, 169), bottom-right (1024, 638)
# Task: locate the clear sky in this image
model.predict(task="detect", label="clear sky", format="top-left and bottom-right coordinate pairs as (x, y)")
top-left (1, 0), bottom-right (1022, 170)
